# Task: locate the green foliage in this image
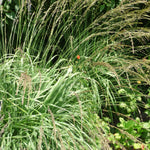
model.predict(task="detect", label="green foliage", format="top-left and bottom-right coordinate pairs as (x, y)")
top-left (0, 0), bottom-right (150, 149)
top-left (113, 117), bottom-right (150, 149)
top-left (0, 0), bottom-right (19, 20)
top-left (0, 53), bottom-right (107, 149)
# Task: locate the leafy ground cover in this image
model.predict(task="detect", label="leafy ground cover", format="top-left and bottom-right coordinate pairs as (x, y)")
top-left (0, 0), bottom-right (150, 149)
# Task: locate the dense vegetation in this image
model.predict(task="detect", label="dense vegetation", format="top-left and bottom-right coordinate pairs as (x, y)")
top-left (0, 0), bottom-right (150, 149)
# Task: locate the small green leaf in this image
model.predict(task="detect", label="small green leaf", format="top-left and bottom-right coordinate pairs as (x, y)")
top-left (119, 102), bottom-right (127, 108)
top-left (145, 104), bottom-right (150, 109)
top-left (5, 4), bottom-right (10, 10)
top-left (15, 5), bottom-right (19, 11)
top-left (142, 122), bottom-right (150, 129)
top-left (100, 4), bottom-right (105, 12)
top-left (118, 89), bottom-right (126, 95)
top-left (127, 108), bottom-right (131, 113)
top-left (119, 117), bottom-right (125, 123)
top-left (145, 110), bottom-right (150, 117)
top-left (133, 143), bottom-right (141, 149)
top-left (6, 12), bottom-right (15, 20)
top-left (125, 120), bottom-right (135, 129)
top-left (114, 133), bottom-right (121, 140)
top-left (137, 96), bottom-right (141, 101)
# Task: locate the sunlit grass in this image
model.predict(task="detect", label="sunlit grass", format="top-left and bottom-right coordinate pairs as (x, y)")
top-left (0, 0), bottom-right (150, 149)
top-left (0, 52), bottom-right (108, 149)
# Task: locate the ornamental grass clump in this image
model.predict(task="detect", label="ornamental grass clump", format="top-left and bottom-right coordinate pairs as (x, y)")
top-left (0, 0), bottom-right (150, 149)
top-left (0, 53), bottom-right (109, 149)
